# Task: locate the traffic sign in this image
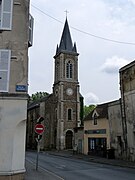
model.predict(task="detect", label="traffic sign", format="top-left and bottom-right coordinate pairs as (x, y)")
top-left (35, 124), bottom-right (45, 135)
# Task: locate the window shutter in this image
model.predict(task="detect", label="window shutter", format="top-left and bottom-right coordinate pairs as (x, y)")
top-left (28, 14), bottom-right (34, 47)
top-left (0, 50), bottom-right (11, 92)
top-left (1, 0), bottom-right (13, 30)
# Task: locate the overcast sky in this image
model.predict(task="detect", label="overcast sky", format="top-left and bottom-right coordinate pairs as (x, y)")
top-left (29, 0), bottom-right (135, 105)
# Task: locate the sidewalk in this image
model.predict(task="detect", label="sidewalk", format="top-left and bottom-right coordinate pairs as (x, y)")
top-left (25, 160), bottom-right (62, 180)
top-left (45, 150), bottom-right (135, 169)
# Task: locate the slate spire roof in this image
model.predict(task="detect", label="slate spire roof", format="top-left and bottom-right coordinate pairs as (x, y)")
top-left (55, 18), bottom-right (78, 56)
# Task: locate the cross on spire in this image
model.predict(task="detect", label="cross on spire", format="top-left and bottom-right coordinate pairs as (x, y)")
top-left (64, 10), bottom-right (69, 18)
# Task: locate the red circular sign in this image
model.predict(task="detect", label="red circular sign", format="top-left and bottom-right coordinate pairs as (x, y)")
top-left (35, 124), bottom-right (45, 135)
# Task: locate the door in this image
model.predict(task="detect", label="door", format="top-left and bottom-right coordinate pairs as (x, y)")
top-left (78, 139), bottom-right (83, 154)
top-left (65, 130), bottom-right (73, 149)
top-left (88, 138), bottom-right (107, 157)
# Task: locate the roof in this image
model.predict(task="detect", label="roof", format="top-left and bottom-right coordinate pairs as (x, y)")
top-left (55, 18), bottom-right (78, 56)
top-left (79, 93), bottom-right (84, 98)
top-left (27, 94), bottom-right (52, 110)
top-left (84, 102), bottom-right (108, 121)
top-left (119, 60), bottom-right (135, 72)
top-left (27, 100), bottom-right (40, 111)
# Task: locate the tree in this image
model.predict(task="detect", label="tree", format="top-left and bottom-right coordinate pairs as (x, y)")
top-left (84, 105), bottom-right (96, 118)
top-left (28, 92), bottom-right (49, 102)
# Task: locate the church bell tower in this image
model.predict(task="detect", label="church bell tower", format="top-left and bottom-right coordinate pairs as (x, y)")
top-left (53, 18), bottom-right (81, 150)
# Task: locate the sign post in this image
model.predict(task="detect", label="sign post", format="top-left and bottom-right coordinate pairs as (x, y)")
top-left (35, 124), bottom-right (45, 135)
top-left (34, 124), bottom-right (45, 170)
top-left (36, 135), bottom-right (40, 171)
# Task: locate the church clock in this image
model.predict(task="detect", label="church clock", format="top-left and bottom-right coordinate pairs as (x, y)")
top-left (52, 18), bottom-right (81, 150)
top-left (66, 88), bottom-right (73, 96)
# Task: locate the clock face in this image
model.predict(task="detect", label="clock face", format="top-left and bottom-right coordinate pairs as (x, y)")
top-left (66, 88), bottom-right (73, 96)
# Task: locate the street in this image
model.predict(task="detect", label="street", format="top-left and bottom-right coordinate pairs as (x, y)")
top-left (25, 151), bottom-right (135, 180)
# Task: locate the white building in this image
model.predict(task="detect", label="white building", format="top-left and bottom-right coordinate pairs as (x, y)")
top-left (0, 0), bottom-right (33, 179)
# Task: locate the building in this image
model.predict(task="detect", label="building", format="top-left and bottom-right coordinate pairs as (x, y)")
top-left (27, 99), bottom-right (40, 150)
top-left (27, 95), bottom-right (50, 150)
top-left (74, 126), bottom-right (84, 154)
top-left (119, 61), bottom-right (135, 161)
top-left (83, 100), bottom-right (125, 159)
top-left (108, 99), bottom-right (124, 159)
top-left (27, 18), bottom-right (83, 151)
top-left (0, 0), bottom-right (33, 179)
top-left (83, 103), bottom-right (110, 157)
top-left (83, 60), bottom-right (135, 161)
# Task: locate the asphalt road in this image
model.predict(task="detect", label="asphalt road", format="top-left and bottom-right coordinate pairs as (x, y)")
top-left (26, 151), bottom-right (135, 180)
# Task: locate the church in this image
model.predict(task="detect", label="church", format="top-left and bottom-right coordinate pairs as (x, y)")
top-left (27, 18), bottom-right (84, 150)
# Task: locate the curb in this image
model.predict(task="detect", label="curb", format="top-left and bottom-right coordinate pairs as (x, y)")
top-left (46, 151), bottom-right (135, 169)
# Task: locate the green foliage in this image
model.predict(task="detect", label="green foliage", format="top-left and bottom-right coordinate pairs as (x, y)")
top-left (29, 92), bottom-right (49, 102)
top-left (84, 105), bottom-right (96, 118)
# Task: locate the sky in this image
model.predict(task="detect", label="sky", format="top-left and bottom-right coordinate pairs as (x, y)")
top-left (29, 0), bottom-right (135, 105)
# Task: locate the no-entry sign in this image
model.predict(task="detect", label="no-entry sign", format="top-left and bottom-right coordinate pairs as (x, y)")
top-left (35, 124), bottom-right (45, 135)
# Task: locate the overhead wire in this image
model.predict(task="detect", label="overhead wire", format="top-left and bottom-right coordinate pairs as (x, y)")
top-left (31, 4), bottom-right (135, 46)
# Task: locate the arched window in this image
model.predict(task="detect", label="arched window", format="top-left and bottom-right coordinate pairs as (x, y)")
top-left (67, 108), bottom-right (72, 121)
top-left (66, 60), bottom-right (72, 78)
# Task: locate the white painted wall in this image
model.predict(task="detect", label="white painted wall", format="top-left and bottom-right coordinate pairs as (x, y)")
top-left (0, 98), bottom-right (27, 175)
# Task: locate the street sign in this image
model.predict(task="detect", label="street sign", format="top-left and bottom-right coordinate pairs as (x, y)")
top-left (34, 124), bottom-right (45, 135)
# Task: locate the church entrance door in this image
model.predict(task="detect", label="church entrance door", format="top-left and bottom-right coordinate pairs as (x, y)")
top-left (65, 130), bottom-right (73, 149)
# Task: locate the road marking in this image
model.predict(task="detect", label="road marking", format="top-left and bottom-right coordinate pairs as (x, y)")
top-left (26, 159), bottom-right (64, 180)
top-left (56, 165), bottom-right (66, 169)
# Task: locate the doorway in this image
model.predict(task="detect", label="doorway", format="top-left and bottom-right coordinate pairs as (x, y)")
top-left (88, 137), bottom-right (107, 157)
top-left (65, 130), bottom-right (73, 149)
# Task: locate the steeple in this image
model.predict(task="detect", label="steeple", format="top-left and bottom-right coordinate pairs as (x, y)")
top-left (55, 18), bottom-right (78, 56)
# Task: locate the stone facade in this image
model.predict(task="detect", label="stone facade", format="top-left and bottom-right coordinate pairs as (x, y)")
top-left (120, 61), bottom-right (135, 161)
top-left (27, 101), bottom-right (40, 150)
top-left (27, 19), bottom-right (82, 151)
top-left (0, 0), bottom-right (32, 179)
top-left (108, 99), bottom-right (124, 159)
top-left (74, 127), bottom-right (84, 154)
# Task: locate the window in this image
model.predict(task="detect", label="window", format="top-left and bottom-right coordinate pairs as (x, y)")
top-left (117, 136), bottom-right (122, 147)
top-left (67, 108), bottom-right (72, 121)
top-left (28, 14), bottom-right (34, 47)
top-left (0, 0), bottom-right (13, 30)
top-left (93, 114), bottom-right (97, 125)
top-left (0, 49), bottom-right (11, 92)
top-left (66, 60), bottom-right (72, 78)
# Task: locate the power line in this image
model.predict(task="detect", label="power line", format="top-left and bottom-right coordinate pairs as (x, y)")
top-left (31, 4), bottom-right (63, 24)
top-left (70, 26), bottom-right (135, 45)
top-left (31, 4), bottom-right (135, 46)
